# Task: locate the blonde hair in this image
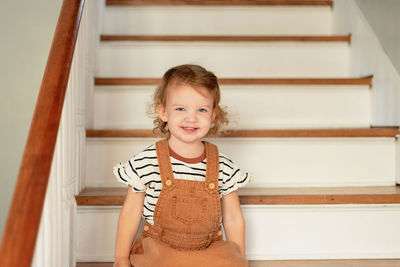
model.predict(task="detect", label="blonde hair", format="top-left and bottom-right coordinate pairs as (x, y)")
top-left (150, 64), bottom-right (228, 136)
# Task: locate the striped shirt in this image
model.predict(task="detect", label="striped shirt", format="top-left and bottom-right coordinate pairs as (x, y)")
top-left (113, 143), bottom-right (252, 225)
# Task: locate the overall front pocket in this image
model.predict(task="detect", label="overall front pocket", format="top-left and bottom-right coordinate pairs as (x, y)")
top-left (171, 195), bottom-right (207, 225)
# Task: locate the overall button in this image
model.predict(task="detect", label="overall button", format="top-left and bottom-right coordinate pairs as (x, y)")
top-left (144, 225), bottom-right (149, 231)
top-left (218, 230), bottom-right (222, 236)
top-left (166, 179), bottom-right (172, 186)
top-left (208, 183), bottom-right (215, 190)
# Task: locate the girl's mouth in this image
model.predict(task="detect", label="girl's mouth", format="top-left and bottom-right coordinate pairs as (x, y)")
top-left (182, 126), bottom-right (198, 133)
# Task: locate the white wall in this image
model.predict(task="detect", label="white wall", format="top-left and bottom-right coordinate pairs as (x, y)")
top-left (356, 0), bottom-right (400, 76)
top-left (333, 0), bottom-right (400, 126)
top-left (0, 0), bottom-right (63, 238)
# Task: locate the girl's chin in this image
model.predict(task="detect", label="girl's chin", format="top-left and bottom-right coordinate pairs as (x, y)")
top-left (169, 133), bottom-right (205, 144)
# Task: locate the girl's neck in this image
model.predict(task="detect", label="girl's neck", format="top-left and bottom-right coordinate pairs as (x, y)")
top-left (167, 138), bottom-right (205, 159)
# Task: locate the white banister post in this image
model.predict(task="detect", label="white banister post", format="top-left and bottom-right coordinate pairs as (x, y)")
top-left (32, 0), bottom-right (97, 266)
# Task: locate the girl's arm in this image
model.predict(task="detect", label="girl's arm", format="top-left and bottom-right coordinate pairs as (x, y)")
top-left (114, 186), bottom-right (145, 266)
top-left (221, 190), bottom-right (246, 256)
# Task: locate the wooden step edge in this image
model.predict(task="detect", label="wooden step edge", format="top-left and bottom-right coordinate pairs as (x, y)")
top-left (100, 35), bottom-right (350, 43)
top-left (86, 128), bottom-right (400, 138)
top-left (106, 0), bottom-right (333, 7)
top-left (240, 194), bottom-right (400, 205)
top-left (77, 260), bottom-right (400, 267)
top-left (94, 76), bottom-right (373, 86)
top-left (75, 186), bottom-right (400, 206)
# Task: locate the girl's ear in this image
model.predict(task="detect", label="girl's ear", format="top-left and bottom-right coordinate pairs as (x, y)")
top-left (156, 104), bottom-right (167, 122)
top-left (211, 108), bottom-right (217, 122)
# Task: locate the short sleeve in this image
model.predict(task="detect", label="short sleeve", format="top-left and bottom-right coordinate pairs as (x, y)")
top-left (113, 159), bottom-right (147, 192)
top-left (219, 155), bottom-right (253, 196)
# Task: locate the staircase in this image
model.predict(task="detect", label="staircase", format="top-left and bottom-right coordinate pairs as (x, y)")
top-left (76, 0), bottom-right (400, 265)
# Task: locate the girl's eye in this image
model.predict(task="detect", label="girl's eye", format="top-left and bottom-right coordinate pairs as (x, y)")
top-left (198, 108), bottom-right (207, 113)
top-left (175, 107), bottom-right (185, 111)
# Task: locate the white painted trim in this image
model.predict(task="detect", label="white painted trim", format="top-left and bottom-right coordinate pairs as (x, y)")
top-left (31, 0), bottom-right (99, 266)
top-left (243, 204), bottom-right (400, 260)
top-left (77, 204), bottom-right (400, 261)
top-left (86, 0), bottom-right (105, 130)
top-left (93, 84), bottom-right (371, 130)
top-left (247, 252), bottom-right (400, 261)
top-left (77, 252), bottom-right (400, 262)
top-left (396, 135), bottom-right (400, 185)
top-left (96, 42), bottom-right (350, 78)
top-left (77, 206), bottom-right (122, 212)
top-left (242, 203), bottom-right (400, 210)
top-left (85, 137), bottom-right (397, 188)
top-left (103, 6), bottom-right (333, 35)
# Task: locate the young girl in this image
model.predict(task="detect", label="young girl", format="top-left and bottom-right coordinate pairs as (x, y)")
top-left (113, 64), bottom-right (251, 267)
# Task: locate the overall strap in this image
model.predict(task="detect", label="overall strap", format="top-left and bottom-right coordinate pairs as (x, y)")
top-left (204, 141), bottom-right (219, 193)
top-left (155, 139), bottom-right (176, 190)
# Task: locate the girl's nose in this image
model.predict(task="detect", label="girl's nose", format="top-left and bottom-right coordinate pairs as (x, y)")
top-left (185, 111), bottom-right (197, 122)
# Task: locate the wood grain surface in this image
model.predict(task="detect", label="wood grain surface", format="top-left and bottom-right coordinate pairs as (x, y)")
top-left (100, 35), bottom-right (350, 43)
top-left (86, 127), bottom-right (399, 138)
top-left (76, 186), bottom-right (400, 206)
top-left (106, 0), bottom-right (334, 7)
top-left (77, 259), bottom-right (400, 267)
top-left (0, 0), bottom-right (85, 266)
top-left (95, 76), bottom-right (373, 86)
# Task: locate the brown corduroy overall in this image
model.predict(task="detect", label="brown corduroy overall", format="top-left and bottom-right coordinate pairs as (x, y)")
top-left (130, 139), bottom-right (248, 267)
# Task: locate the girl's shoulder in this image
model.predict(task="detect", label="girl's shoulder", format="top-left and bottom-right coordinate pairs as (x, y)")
top-left (217, 151), bottom-right (238, 171)
top-left (217, 151), bottom-right (252, 195)
top-left (113, 143), bottom-right (160, 191)
top-left (129, 143), bottom-right (160, 172)
top-left (218, 152), bottom-right (234, 164)
top-left (129, 143), bottom-right (158, 162)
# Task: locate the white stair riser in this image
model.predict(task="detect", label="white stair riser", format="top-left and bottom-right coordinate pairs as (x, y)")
top-left (84, 138), bottom-right (396, 188)
top-left (103, 6), bottom-right (333, 35)
top-left (77, 207), bottom-right (119, 262)
top-left (93, 84), bottom-right (370, 129)
top-left (96, 42), bottom-right (349, 77)
top-left (77, 205), bottom-right (400, 261)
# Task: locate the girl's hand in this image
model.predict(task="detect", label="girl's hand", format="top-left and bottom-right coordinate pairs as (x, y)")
top-left (113, 257), bottom-right (131, 267)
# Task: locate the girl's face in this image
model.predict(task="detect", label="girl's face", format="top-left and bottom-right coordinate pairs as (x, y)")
top-left (157, 83), bottom-right (216, 147)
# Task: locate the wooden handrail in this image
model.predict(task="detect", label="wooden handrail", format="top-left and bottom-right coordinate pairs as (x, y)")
top-left (0, 0), bottom-right (85, 266)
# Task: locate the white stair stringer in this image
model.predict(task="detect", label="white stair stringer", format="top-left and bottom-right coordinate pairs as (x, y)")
top-left (96, 42), bottom-right (349, 78)
top-left (103, 6), bottom-right (333, 36)
top-left (84, 137), bottom-right (396, 188)
top-left (76, 204), bottom-right (400, 261)
top-left (93, 84), bottom-right (370, 130)
top-left (77, 0), bottom-right (400, 263)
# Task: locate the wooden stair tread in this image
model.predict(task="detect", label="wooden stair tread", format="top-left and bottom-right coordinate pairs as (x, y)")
top-left (100, 35), bottom-right (350, 42)
top-left (107, 0), bottom-right (333, 7)
top-left (76, 259), bottom-right (400, 267)
top-left (95, 76), bottom-right (373, 86)
top-left (76, 186), bottom-right (400, 206)
top-left (77, 259), bottom-right (400, 267)
top-left (86, 127), bottom-right (400, 138)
